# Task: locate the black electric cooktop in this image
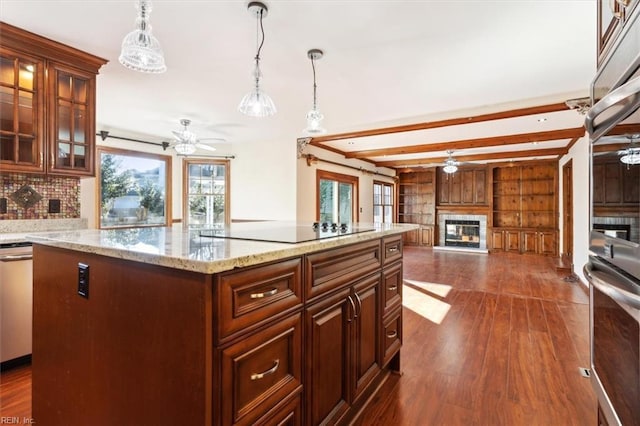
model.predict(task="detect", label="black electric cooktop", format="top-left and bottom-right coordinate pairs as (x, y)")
top-left (198, 223), bottom-right (375, 244)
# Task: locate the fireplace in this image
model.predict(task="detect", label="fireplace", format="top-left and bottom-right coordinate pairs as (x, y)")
top-left (445, 220), bottom-right (480, 248)
top-left (593, 223), bottom-right (632, 241)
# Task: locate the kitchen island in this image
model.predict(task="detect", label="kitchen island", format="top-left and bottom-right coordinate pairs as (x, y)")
top-left (29, 222), bottom-right (416, 426)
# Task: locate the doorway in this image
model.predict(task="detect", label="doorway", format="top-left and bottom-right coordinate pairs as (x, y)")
top-left (562, 160), bottom-right (573, 264)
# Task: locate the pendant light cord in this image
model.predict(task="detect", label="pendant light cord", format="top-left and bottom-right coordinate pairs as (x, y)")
top-left (311, 55), bottom-right (318, 110)
top-left (255, 9), bottom-right (265, 63)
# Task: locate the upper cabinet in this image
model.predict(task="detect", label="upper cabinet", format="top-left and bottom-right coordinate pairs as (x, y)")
top-left (598, 0), bottom-right (639, 65)
top-left (0, 22), bottom-right (107, 176)
top-left (437, 167), bottom-right (487, 206)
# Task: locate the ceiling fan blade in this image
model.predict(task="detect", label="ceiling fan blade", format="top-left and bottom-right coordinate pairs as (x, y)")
top-left (196, 143), bottom-right (217, 152)
top-left (197, 137), bottom-right (227, 143)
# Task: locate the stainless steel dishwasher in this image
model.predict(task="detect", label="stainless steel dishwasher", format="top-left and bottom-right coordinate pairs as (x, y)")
top-left (0, 241), bottom-right (33, 366)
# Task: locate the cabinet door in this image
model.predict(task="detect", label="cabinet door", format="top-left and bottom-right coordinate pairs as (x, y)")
top-left (490, 229), bottom-right (504, 251)
top-left (521, 231), bottom-right (538, 254)
top-left (505, 230), bottom-right (520, 252)
top-left (538, 231), bottom-right (557, 256)
top-left (48, 62), bottom-right (96, 176)
top-left (420, 226), bottom-right (433, 246)
top-left (305, 288), bottom-right (351, 426)
top-left (403, 229), bottom-right (419, 245)
top-left (0, 48), bottom-right (45, 173)
top-left (352, 274), bottom-right (381, 402)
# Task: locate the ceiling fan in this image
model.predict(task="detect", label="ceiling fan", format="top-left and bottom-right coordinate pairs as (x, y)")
top-left (443, 150), bottom-right (460, 174)
top-left (162, 119), bottom-right (225, 155)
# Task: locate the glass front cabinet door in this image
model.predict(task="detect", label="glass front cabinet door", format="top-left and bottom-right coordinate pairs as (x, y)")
top-left (48, 63), bottom-right (96, 176)
top-left (0, 48), bottom-right (45, 173)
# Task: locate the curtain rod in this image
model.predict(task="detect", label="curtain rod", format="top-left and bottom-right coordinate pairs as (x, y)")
top-left (301, 154), bottom-right (397, 180)
top-left (97, 131), bottom-right (235, 159)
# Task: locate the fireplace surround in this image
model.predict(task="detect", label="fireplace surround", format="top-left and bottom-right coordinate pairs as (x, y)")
top-left (437, 214), bottom-right (487, 250)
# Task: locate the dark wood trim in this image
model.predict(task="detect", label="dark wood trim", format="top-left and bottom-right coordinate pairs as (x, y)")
top-left (344, 128), bottom-right (586, 159)
top-left (375, 147), bottom-right (568, 168)
top-left (436, 206), bottom-right (491, 214)
top-left (310, 103), bottom-right (570, 144)
top-left (316, 169), bottom-right (360, 222)
top-left (182, 158), bottom-right (231, 226)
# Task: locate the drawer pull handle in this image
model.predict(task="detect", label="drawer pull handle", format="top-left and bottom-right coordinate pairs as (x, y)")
top-left (250, 288), bottom-right (278, 299)
top-left (387, 330), bottom-right (398, 339)
top-left (388, 246), bottom-right (399, 253)
top-left (347, 296), bottom-right (356, 322)
top-left (388, 285), bottom-right (397, 291)
top-left (251, 359), bottom-right (280, 380)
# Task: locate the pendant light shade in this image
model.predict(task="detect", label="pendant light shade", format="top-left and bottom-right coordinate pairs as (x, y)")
top-left (238, 2), bottom-right (276, 117)
top-left (119, 0), bottom-right (166, 73)
top-left (620, 147), bottom-right (640, 165)
top-left (303, 49), bottom-right (326, 135)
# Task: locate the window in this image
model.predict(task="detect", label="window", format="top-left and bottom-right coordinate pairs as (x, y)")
top-left (373, 181), bottom-right (394, 223)
top-left (317, 170), bottom-right (358, 223)
top-left (183, 159), bottom-right (230, 228)
top-left (98, 147), bottom-right (171, 229)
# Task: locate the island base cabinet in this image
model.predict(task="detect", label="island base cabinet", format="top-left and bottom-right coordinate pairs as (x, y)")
top-left (218, 313), bottom-right (303, 426)
top-left (305, 272), bottom-right (382, 426)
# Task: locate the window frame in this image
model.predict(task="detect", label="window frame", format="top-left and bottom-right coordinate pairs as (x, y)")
top-left (373, 180), bottom-right (394, 224)
top-left (97, 147), bottom-right (172, 229)
top-left (316, 169), bottom-right (359, 223)
top-left (182, 158), bottom-right (230, 227)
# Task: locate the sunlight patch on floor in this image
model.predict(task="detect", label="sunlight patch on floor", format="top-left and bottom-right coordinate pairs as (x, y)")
top-left (402, 284), bottom-right (451, 325)
top-left (403, 279), bottom-right (452, 298)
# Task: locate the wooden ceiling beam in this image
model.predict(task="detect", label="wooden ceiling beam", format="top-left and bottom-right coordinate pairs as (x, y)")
top-left (374, 147), bottom-right (568, 168)
top-left (344, 127), bottom-right (585, 159)
top-left (310, 102), bottom-right (570, 144)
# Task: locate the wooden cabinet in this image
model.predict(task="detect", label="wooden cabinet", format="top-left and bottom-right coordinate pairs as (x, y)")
top-left (490, 228), bottom-right (557, 256)
top-left (220, 314), bottom-right (303, 426)
top-left (305, 272), bottom-right (382, 425)
top-left (33, 236), bottom-right (403, 426)
top-left (593, 159), bottom-right (640, 207)
top-left (490, 161), bottom-right (558, 256)
top-left (0, 22), bottom-right (106, 176)
top-left (398, 169), bottom-right (436, 246)
top-left (438, 167), bottom-right (487, 206)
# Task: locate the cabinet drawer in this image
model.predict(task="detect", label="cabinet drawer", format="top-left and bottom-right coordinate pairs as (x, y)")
top-left (221, 314), bottom-right (303, 426)
top-left (382, 262), bottom-right (402, 315)
top-left (305, 239), bottom-right (381, 301)
top-left (381, 307), bottom-right (402, 367)
top-left (382, 235), bottom-right (403, 265)
top-left (254, 392), bottom-right (301, 426)
top-left (216, 258), bottom-right (302, 343)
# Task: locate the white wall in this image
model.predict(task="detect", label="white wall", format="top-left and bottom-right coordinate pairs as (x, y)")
top-left (559, 135), bottom-right (590, 285)
top-left (296, 144), bottom-right (396, 222)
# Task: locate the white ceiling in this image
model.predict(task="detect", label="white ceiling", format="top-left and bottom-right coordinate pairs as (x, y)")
top-left (0, 0), bottom-right (596, 164)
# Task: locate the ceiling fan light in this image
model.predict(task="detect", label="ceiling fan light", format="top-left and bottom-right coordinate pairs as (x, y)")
top-left (174, 143), bottom-right (196, 155)
top-left (620, 149), bottom-right (640, 165)
top-left (443, 164), bottom-right (458, 174)
top-left (119, 0), bottom-right (166, 73)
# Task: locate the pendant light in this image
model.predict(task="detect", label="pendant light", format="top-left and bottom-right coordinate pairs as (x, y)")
top-left (303, 49), bottom-right (326, 135)
top-left (119, 0), bottom-right (166, 73)
top-left (238, 2), bottom-right (276, 117)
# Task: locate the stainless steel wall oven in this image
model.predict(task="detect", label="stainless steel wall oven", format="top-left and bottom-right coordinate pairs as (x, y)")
top-left (585, 4), bottom-right (640, 425)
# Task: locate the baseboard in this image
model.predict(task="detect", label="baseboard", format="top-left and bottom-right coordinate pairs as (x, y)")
top-left (1, 354), bottom-right (31, 371)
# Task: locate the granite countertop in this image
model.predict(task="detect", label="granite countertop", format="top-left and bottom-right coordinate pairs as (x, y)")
top-left (27, 222), bottom-right (418, 274)
top-left (0, 218), bottom-right (88, 244)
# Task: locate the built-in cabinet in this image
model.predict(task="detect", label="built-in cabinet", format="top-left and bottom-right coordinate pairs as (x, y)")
top-left (490, 162), bottom-right (558, 255)
top-left (398, 169), bottom-right (436, 246)
top-left (0, 22), bottom-right (106, 176)
top-left (593, 158), bottom-right (640, 213)
top-left (437, 167), bottom-right (487, 206)
top-left (33, 235), bottom-right (403, 425)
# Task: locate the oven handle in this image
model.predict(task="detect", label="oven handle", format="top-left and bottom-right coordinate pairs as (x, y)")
top-left (584, 262), bottom-right (640, 311)
top-left (585, 74), bottom-right (640, 141)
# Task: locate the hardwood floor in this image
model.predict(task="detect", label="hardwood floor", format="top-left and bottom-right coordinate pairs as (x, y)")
top-left (355, 247), bottom-right (595, 425)
top-left (0, 247), bottom-right (595, 425)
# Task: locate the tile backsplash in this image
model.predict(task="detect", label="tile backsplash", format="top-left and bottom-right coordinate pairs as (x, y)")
top-left (0, 173), bottom-right (80, 220)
